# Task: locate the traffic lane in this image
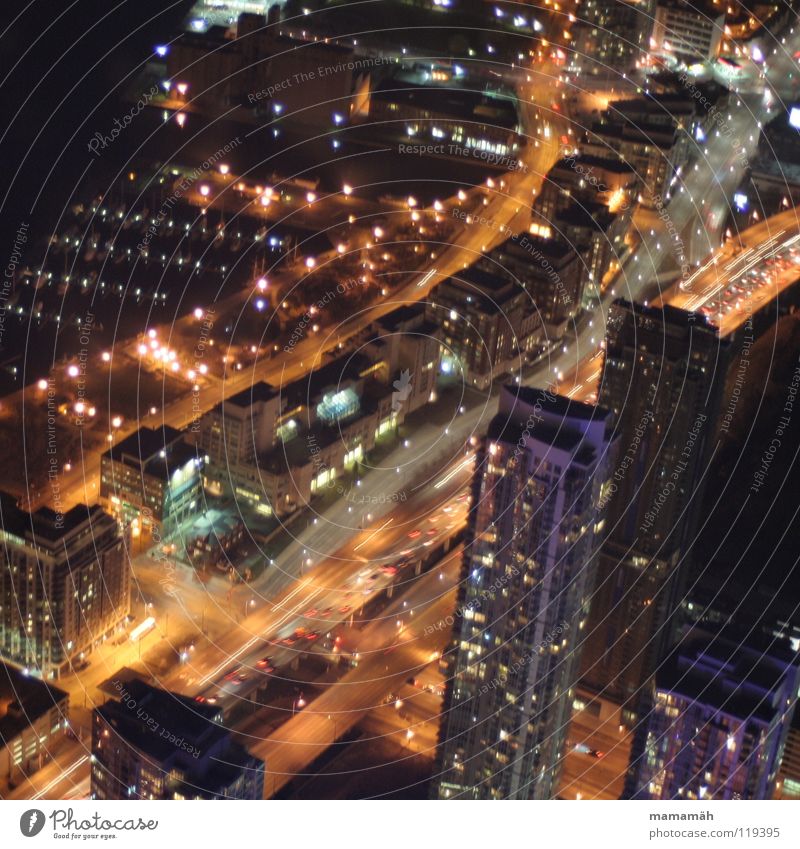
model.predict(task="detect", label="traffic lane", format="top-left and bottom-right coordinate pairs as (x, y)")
top-left (160, 485), bottom-right (467, 700)
top-left (245, 559), bottom-right (460, 797)
top-left (190, 519), bottom-right (463, 708)
top-left (5, 744), bottom-right (90, 802)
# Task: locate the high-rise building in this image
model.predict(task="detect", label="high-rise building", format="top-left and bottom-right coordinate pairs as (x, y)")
top-left (626, 628), bottom-right (800, 799)
top-left (580, 301), bottom-right (726, 710)
top-left (651, 1), bottom-right (725, 64)
top-left (0, 493), bottom-right (129, 679)
top-left (581, 94), bottom-right (697, 206)
top-left (434, 385), bottom-right (616, 799)
top-left (426, 266), bottom-right (543, 389)
top-left (92, 679), bottom-right (264, 800)
top-left (576, 0), bottom-right (656, 75)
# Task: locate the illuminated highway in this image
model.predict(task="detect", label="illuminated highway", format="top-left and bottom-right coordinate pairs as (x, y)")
top-left (655, 207), bottom-right (800, 336)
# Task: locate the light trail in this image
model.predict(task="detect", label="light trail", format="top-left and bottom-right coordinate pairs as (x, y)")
top-left (353, 518), bottom-right (394, 552)
top-left (33, 755), bottom-right (89, 800)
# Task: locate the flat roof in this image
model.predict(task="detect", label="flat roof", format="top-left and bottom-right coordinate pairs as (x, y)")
top-left (373, 79), bottom-right (518, 129)
top-left (0, 661), bottom-right (68, 742)
top-left (0, 490), bottom-right (110, 545)
top-left (103, 426), bottom-right (198, 482)
top-left (105, 426), bottom-right (183, 464)
top-left (225, 381), bottom-right (279, 409)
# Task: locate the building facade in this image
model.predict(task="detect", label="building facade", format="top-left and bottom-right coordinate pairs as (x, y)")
top-left (0, 661), bottom-right (69, 783)
top-left (100, 426), bottom-right (203, 537)
top-left (427, 266), bottom-right (542, 389)
top-left (0, 494), bottom-right (129, 679)
top-left (651, 1), bottom-right (725, 64)
top-left (435, 386), bottom-right (616, 799)
top-left (580, 302), bottom-right (726, 710)
top-left (92, 679), bottom-right (264, 800)
top-left (627, 629), bottom-right (800, 799)
top-left (582, 94), bottom-right (697, 205)
top-left (481, 235), bottom-right (583, 333)
top-left (576, 0), bottom-right (656, 75)
top-left (195, 349), bottom-right (403, 516)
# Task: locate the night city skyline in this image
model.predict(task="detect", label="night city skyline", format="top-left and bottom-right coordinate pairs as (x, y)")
top-left (0, 0), bottom-right (799, 837)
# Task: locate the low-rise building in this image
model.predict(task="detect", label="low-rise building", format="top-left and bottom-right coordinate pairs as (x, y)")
top-left (100, 426), bottom-right (203, 537)
top-left (370, 304), bottom-right (442, 412)
top-left (1, 661), bottom-right (69, 784)
top-left (364, 76), bottom-right (521, 162)
top-left (92, 679), bottom-right (264, 800)
top-left (195, 348), bottom-right (403, 517)
top-left (535, 153), bottom-right (637, 226)
top-left (167, 11), bottom-right (358, 130)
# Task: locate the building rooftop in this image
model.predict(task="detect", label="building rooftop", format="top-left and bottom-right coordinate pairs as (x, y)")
top-left (492, 233), bottom-right (575, 264)
top-left (511, 384), bottom-right (604, 422)
top-left (281, 350), bottom-right (376, 412)
top-left (556, 199), bottom-right (616, 231)
top-left (97, 679), bottom-right (260, 797)
top-left (259, 389), bottom-right (386, 475)
top-left (0, 661), bottom-right (68, 743)
top-left (611, 298), bottom-right (716, 335)
top-left (103, 426), bottom-right (199, 482)
top-left (490, 385), bottom-right (614, 463)
top-left (437, 265), bottom-right (523, 313)
top-left (376, 303), bottom-right (426, 332)
top-left (373, 79), bottom-right (518, 129)
top-left (658, 627), bottom-right (800, 725)
top-left (225, 381), bottom-right (279, 409)
top-left (553, 153), bottom-right (637, 176)
top-left (0, 490), bottom-right (110, 546)
top-left (106, 426), bottom-right (183, 463)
